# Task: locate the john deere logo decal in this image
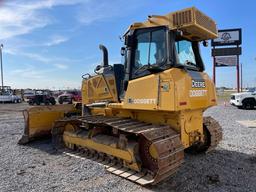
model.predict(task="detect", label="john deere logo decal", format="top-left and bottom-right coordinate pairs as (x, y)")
top-left (192, 80), bottom-right (205, 88)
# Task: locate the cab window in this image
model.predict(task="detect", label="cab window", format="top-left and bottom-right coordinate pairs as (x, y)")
top-left (175, 40), bottom-right (196, 67)
top-left (132, 28), bottom-right (167, 79)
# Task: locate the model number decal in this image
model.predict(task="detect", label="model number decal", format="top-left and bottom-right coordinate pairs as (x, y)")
top-left (190, 90), bottom-right (207, 97)
top-left (128, 98), bottom-right (156, 104)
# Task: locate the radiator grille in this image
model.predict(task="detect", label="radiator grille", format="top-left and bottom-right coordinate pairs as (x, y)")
top-left (172, 8), bottom-right (217, 36)
top-left (195, 9), bottom-right (217, 34)
top-left (172, 9), bottom-right (192, 26)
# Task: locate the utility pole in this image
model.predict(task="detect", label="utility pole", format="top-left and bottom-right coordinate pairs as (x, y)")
top-left (236, 53), bottom-right (240, 92)
top-left (0, 44), bottom-right (3, 93)
top-left (240, 63), bottom-right (243, 91)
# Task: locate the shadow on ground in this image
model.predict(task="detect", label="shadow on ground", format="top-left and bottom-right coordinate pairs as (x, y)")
top-left (23, 138), bottom-right (62, 155)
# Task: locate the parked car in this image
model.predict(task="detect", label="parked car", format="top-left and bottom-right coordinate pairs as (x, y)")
top-left (28, 90), bottom-right (56, 105)
top-left (57, 90), bottom-right (81, 104)
top-left (230, 88), bottom-right (256, 109)
top-left (0, 92), bottom-right (22, 103)
top-left (23, 90), bottom-right (35, 101)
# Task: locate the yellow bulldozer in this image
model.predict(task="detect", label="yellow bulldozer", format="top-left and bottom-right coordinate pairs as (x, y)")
top-left (19, 7), bottom-right (222, 185)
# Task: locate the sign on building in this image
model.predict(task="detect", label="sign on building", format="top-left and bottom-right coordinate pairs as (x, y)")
top-left (215, 56), bottom-right (237, 67)
top-left (211, 28), bottom-right (242, 92)
top-left (211, 28), bottom-right (242, 46)
top-left (212, 47), bottom-right (242, 57)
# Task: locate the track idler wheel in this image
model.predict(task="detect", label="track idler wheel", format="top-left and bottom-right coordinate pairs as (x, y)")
top-left (51, 119), bottom-right (81, 149)
top-left (139, 136), bottom-right (158, 175)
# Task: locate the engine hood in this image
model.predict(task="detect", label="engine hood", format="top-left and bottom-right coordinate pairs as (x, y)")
top-left (231, 92), bottom-right (253, 97)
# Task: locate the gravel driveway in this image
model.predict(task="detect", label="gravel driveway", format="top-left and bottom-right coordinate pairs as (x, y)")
top-left (0, 103), bottom-right (255, 192)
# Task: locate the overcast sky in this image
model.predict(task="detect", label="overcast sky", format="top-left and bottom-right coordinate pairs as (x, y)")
top-left (0, 0), bottom-right (255, 89)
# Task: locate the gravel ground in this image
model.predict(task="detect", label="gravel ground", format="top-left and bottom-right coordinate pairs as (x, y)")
top-left (0, 103), bottom-right (256, 192)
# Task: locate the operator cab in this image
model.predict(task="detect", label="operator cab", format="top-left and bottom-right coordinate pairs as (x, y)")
top-left (84, 7), bottom-right (217, 104)
top-left (124, 26), bottom-right (205, 81)
top-left (92, 26), bottom-right (206, 100)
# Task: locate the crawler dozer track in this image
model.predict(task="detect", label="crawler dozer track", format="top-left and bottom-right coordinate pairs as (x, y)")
top-left (52, 115), bottom-right (184, 185)
top-left (204, 116), bottom-right (223, 153)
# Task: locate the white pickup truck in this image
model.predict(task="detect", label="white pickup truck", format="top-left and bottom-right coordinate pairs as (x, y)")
top-left (230, 88), bottom-right (256, 109)
top-left (0, 92), bottom-right (22, 103)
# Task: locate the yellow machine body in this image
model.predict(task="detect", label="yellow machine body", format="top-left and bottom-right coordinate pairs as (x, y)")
top-left (81, 73), bottom-right (119, 104)
top-left (19, 7), bottom-right (222, 185)
top-left (82, 68), bottom-right (216, 148)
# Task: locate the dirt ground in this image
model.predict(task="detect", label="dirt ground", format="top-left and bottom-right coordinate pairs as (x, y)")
top-left (0, 103), bottom-right (255, 192)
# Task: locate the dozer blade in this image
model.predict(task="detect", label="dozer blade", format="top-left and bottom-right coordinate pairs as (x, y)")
top-left (18, 104), bottom-right (78, 144)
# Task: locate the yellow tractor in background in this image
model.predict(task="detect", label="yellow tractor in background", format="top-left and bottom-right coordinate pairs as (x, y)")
top-left (19, 7), bottom-right (222, 185)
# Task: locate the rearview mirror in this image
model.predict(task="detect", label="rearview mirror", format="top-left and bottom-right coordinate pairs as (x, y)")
top-left (175, 30), bottom-right (183, 38)
top-left (120, 47), bottom-right (126, 56)
top-left (202, 40), bottom-right (208, 47)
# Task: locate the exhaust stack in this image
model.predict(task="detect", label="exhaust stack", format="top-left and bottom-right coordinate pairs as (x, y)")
top-left (99, 44), bottom-right (109, 67)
